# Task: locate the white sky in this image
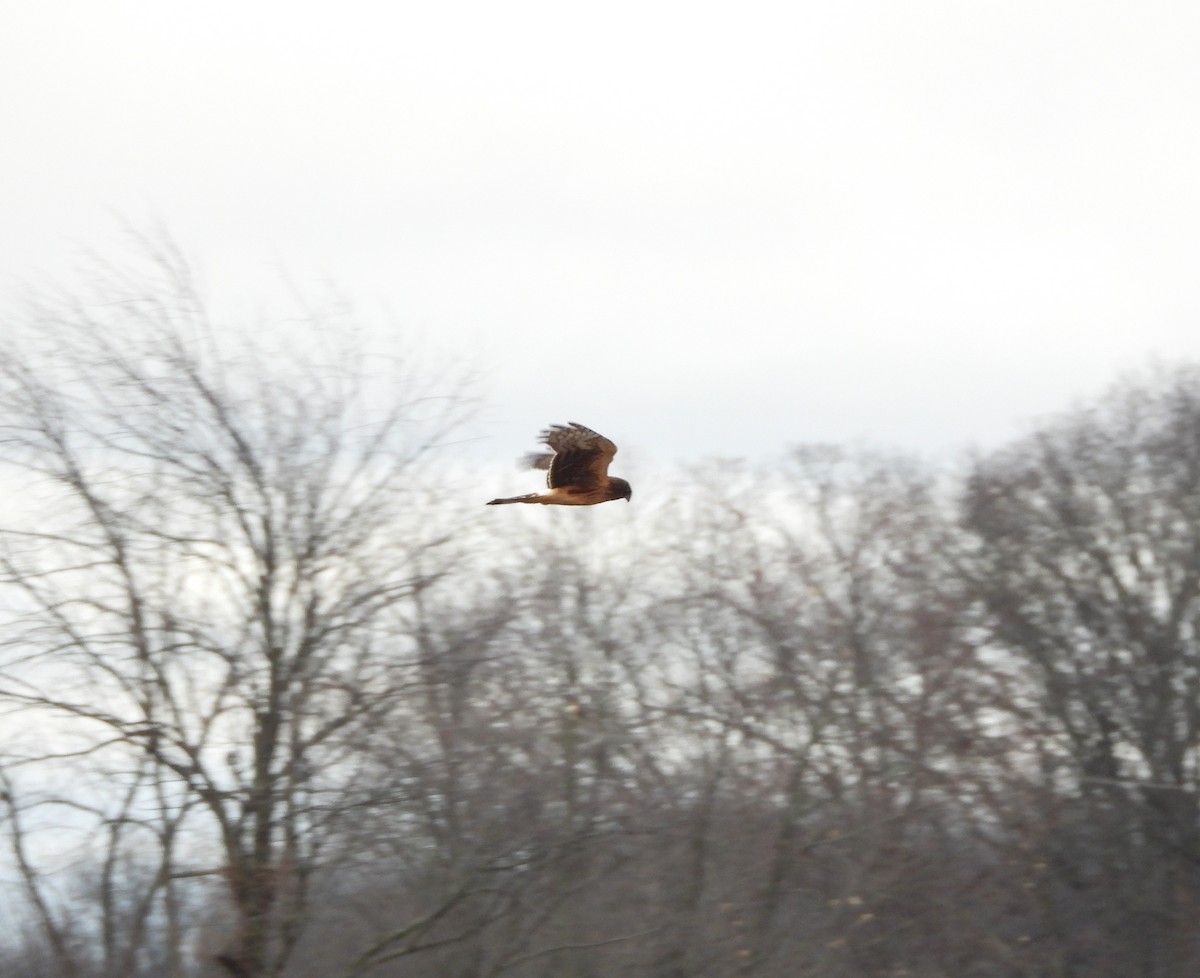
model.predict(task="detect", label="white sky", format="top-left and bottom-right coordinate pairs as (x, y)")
top-left (4, 1), bottom-right (1200, 466)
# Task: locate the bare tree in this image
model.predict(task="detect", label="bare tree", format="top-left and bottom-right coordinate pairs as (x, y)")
top-left (507, 451), bottom-right (988, 978)
top-left (314, 514), bottom-right (664, 978)
top-left (962, 365), bottom-right (1200, 977)
top-left (0, 239), bottom-right (472, 978)
top-left (10, 243), bottom-right (1200, 978)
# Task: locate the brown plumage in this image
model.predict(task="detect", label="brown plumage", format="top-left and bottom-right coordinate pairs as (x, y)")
top-left (487, 422), bottom-right (632, 506)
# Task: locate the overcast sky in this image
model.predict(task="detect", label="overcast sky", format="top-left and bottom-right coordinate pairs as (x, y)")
top-left (4, 1), bottom-right (1200, 467)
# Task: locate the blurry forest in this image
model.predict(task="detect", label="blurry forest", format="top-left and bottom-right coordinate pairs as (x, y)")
top-left (3, 248), bottom-right (1200, 978)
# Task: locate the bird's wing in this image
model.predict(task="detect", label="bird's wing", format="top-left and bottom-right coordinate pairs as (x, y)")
top-left (521, 451), bottom-right (555, 488)
top-left (541, 422), bottom-right (617, 490)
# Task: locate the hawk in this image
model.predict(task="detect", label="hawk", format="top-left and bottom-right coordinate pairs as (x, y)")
top-left (487, 422), bottom-right (632, 506)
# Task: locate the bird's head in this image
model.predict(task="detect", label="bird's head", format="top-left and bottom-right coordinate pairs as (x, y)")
top-left (608, 477), bottom-right (632, 503)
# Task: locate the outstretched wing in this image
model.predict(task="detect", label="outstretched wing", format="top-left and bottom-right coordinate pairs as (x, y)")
top-left (531, 422), bottom-right (617, 491)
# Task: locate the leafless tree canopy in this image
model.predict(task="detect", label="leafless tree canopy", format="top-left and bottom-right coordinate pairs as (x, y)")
top-left (2, 248), bottom-right (1200, 978)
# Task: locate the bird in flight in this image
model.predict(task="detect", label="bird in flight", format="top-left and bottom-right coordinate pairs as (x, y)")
top-left (487, 422), bottom-right (632, 506)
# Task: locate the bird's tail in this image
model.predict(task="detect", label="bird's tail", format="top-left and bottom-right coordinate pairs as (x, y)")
top-left (486, 493), bottom-right (543, 506)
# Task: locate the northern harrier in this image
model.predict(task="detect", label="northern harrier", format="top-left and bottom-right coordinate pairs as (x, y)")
top-left (487, 422), bottom-right (632, 506)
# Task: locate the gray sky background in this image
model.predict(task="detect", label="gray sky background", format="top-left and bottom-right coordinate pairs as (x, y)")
top-left (4, 1), bottom-right (1200, 467)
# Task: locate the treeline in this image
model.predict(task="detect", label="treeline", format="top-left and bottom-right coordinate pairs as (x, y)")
top-left (1, 253), bottom-right (1199, 977)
